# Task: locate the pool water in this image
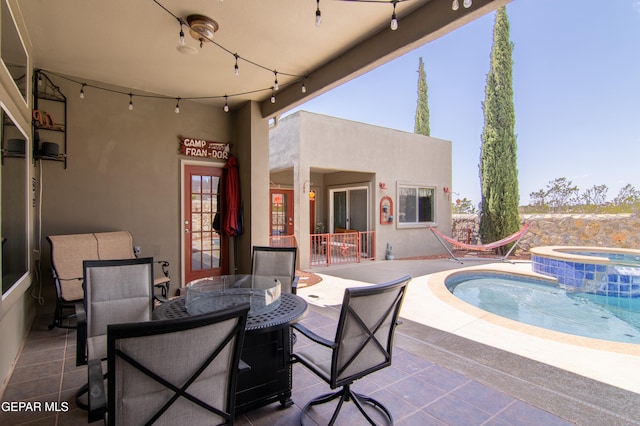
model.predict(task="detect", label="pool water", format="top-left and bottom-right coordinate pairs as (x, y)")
top-left (446, 273), bottom-right (640, 345)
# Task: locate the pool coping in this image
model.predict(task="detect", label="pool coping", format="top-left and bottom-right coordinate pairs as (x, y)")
top-left (530, 245), bottom-right (640, 265)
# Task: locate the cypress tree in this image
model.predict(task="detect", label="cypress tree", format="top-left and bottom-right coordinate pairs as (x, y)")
top-left (479, 7), bottom-right (520, 253)
top-left (414, 57), bottom-right (430, 136)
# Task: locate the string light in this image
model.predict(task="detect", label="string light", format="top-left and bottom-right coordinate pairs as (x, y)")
top-left (175, 97), bottom-right (180, 113)
top-left (234, 53), bottom-right (239, 76)
top-left (315, 0), bottom-right (322, 27)
top-left (301, 80), bottom-right (307, 94)
top-left (270, 89), bottom-right (276, 104)
top-left (128, 93), bottom-right (134, 110)
top-left (390, 3), bottom-right (398, 31)
top-left (80, 84), bottom-right (86, 99)
top-left (463, 0), bottom-right (472, 8)
top-left (452, 0), bottom-right (459, 10)
top-left (224, 95), bottom-right (229, 112)
top-left (273, 71), bottom-right (279, 91)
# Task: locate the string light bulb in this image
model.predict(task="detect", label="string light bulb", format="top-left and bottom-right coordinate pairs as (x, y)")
top-left (80, 84), bottom-right (86, 99)
top-left (315, 0), bottom-right (322, 27)
top-left (224, 96), bottom-right (229, 112)
top-left (270, 89), bottom-right (276, 104)
top-left (128, 93), bottom-right (134, 110)
top-left (390, 2), bottom-right (398, 31)
top-left (452, 0), bottom-right (459, 11)
top-left (301, 81), bottom-right (307, 94)
top-left (175, 98), bottom-right (180, 114)
top-left (463, 0), bottom-right (472, 8)
top-left (234, 54), bottom-right (239, 76)
top-left (273, 71), bottom-right (279, 91)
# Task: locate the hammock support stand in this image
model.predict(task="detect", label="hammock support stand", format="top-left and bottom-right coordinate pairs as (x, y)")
top-left (429, 223), bottom-right (531, 264)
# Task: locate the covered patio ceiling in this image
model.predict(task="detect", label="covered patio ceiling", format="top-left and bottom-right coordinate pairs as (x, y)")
top-left (13, 0), bottom-right (507, 119)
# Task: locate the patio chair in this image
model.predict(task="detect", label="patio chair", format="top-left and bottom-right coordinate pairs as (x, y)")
top-left (251, 246), bottom-right (299, 294)
top-left (75, 257), bottom-right (155, 411)
top-left (291, 275), bottom-right (411, 425)
top-left (86, 304), bottom-right (250, 424)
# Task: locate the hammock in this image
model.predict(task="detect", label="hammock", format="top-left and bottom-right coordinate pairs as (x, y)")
top-left (428, 223), bottom-right (530, 263)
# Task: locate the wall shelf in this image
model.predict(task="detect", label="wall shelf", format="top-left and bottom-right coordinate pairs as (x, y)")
top-left (33, 70), bottom-right (67, 168)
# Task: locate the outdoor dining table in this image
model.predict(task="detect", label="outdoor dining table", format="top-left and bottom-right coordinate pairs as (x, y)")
top-left (153, 274), bottom-right (308, 413)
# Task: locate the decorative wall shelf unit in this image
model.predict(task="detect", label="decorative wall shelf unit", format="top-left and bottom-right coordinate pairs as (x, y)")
top-left (33, 70), bottom-right (67, 168)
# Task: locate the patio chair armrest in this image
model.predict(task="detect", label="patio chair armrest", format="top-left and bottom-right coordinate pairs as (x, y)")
top-left (291, 275), bottom-right (300, 295)
top-left (155, 260), bottom-right (170, 278)
top-left (292, 323), bottom-right (336, 348)
top-left (76, 302), bottom-right (87, 366)
top-left (87, 359), bottom-right (106, 423)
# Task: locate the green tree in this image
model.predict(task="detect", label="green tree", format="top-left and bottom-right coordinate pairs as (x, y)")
top-left (414, 57), bottom-right (430, 136)
top-left (452, 197), bottom-right (476, 214)
top-left (614, 183), bottom-right (640, 209)
top-left (479, 7), bottom-right (520, 254)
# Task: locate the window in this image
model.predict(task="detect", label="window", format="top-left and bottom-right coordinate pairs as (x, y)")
top-left (398, 185), bottom-right (434, 226)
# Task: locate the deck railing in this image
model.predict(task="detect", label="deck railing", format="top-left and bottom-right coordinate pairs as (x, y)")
top-left (310, 231), bottom-right (375, 267)
top-left (268, 232), bottom-right (375, 266)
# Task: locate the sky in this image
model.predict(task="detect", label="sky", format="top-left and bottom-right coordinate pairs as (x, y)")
top-left (286, 0), bottom-right (640, 206)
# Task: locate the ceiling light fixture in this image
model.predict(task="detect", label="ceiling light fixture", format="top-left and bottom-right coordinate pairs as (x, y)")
top-left (187, 14), bottom-right (219, 48)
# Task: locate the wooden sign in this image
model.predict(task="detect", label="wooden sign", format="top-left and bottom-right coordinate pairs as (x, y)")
top-left (179, 136), bottom-right (230, 160)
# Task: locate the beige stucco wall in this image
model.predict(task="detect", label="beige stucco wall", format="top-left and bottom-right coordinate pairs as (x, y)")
top-left (0, 70), bottom-right (270, 395)
top-left (270, 111), bottom-right (452, 267)
top-left (0, 0), bottom-right (36, 396)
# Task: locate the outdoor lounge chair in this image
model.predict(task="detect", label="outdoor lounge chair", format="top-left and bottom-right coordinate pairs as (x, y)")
top-left (428, 223), bottom-right (531, 263)
top-left (47, 231), bottom-right (170, 329)
top-left (291, 276), bottom-right (410, 425)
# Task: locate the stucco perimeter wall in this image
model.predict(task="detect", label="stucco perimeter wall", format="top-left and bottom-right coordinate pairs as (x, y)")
top-left (452, 213), bottom-right (640, 252)
top-left (271, 111), bottom-right (452, 261)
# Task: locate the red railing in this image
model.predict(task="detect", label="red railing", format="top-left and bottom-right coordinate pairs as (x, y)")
top-left (310, 231), bottom-right (375, 267)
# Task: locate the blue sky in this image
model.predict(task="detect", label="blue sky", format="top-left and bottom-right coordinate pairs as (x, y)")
top-left (287, 0), bottom-right (640, 206)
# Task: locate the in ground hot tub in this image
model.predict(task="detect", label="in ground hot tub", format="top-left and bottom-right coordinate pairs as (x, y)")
top-left (530, 246), bottom-right (640, 297)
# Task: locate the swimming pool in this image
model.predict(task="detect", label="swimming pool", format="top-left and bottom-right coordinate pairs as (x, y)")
top-left (446, 272), bottom-right (640, 345)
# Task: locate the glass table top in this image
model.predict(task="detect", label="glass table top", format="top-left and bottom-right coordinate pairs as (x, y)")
top-left (185, 274), bottom-right (281, 316)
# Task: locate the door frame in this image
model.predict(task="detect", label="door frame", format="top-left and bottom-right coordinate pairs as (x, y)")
top-left (328, 183), bottom-right (371, 233)
top-left (180, 159), bottom-right (226, 286)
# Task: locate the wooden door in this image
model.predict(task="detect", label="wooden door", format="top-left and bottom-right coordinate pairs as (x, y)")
top-left (270, 189), bottom-right (294, 236)
top-left (184, 165), bottom-right (226, 283)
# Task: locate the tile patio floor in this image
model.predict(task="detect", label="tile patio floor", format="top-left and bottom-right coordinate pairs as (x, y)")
top-left (1, 258), bottom-right (638, 425)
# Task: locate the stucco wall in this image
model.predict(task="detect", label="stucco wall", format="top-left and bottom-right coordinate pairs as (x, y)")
top-left (452, 213), bottom-right (640, 252)
top-left (270, 111), bottom-right (452, 264)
